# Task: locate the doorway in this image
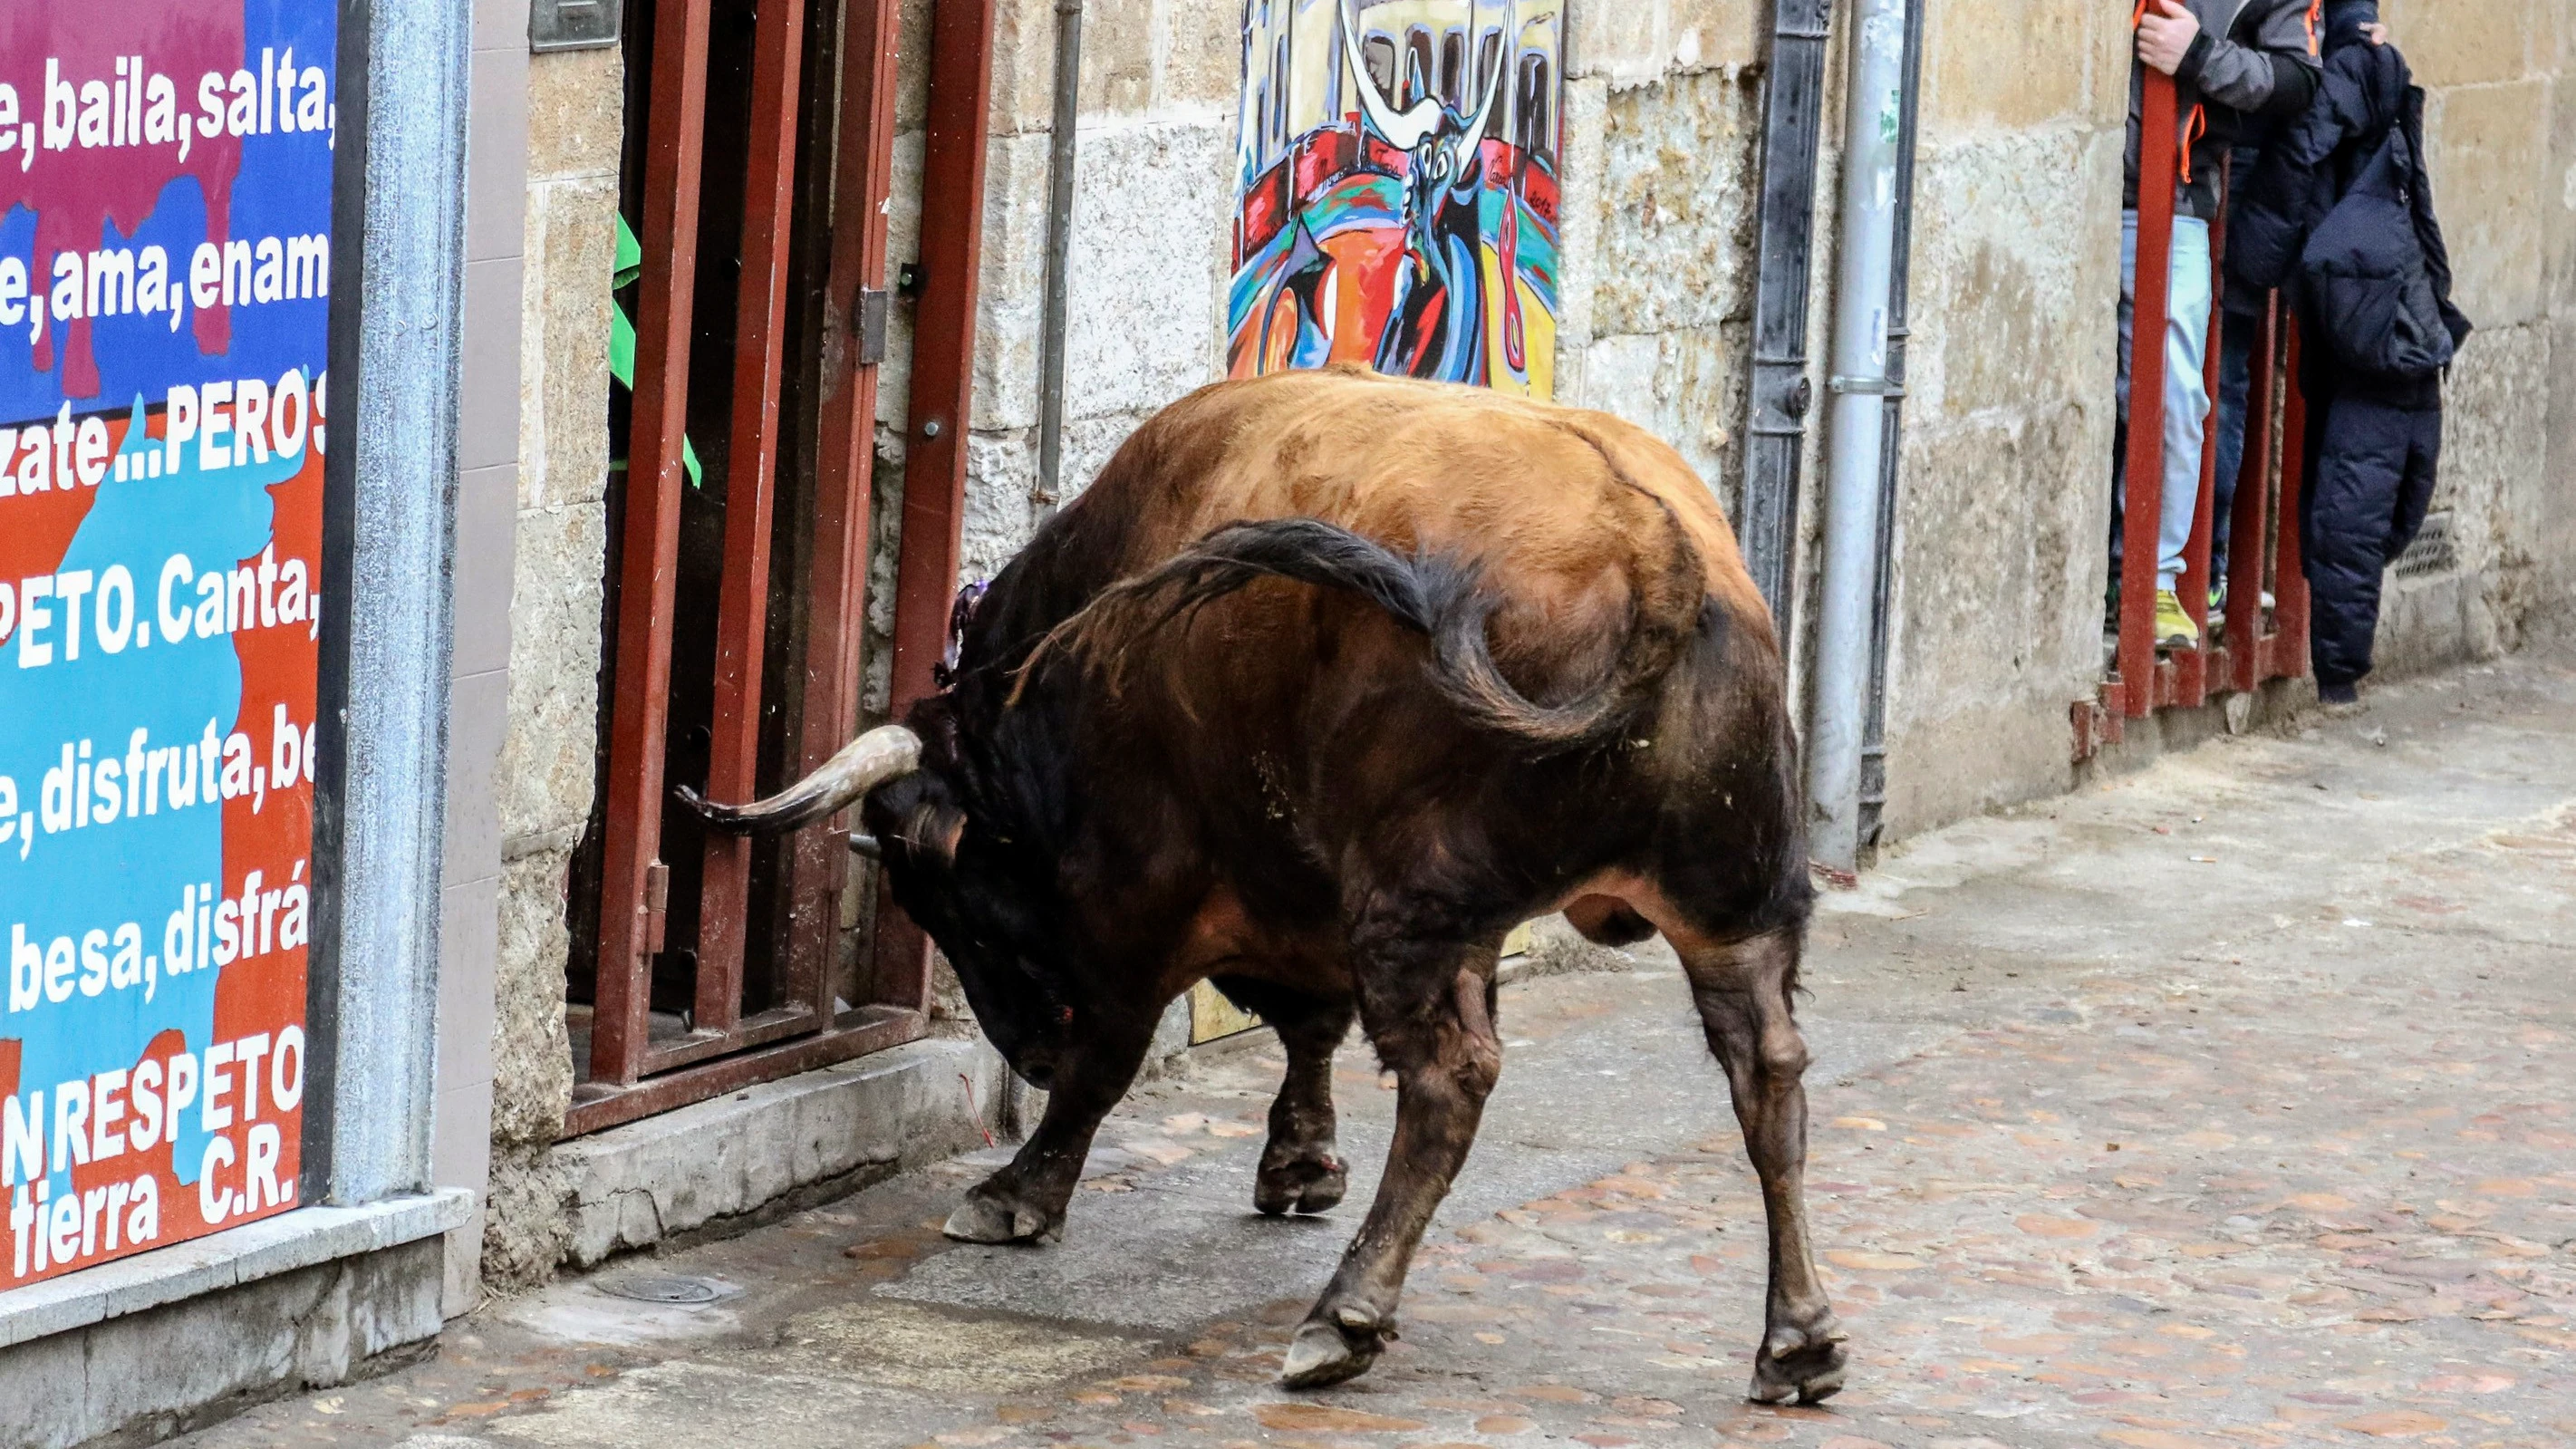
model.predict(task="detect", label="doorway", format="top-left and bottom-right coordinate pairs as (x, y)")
top-left (560, 0), bottom-right (984, 1135)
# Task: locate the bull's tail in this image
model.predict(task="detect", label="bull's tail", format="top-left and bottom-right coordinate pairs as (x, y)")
top-left (1016, 509), bottom-right (1703, 751)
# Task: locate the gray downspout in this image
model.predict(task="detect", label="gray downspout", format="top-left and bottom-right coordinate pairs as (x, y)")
top-left (1740, 0), bottom-right (1835, 627)
top-left (1035, 0), bottom-right (1085, 512)
top-left (1806, 0), bottom-right (1909, 871)
top-left (1857, 0), bottom-right (1926, 855)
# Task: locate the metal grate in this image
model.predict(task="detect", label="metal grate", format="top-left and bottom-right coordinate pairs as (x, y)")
top-left (571, 0), bottom-right (997, 1138)
top-left (2394, 510), bottom-right (2456, 580)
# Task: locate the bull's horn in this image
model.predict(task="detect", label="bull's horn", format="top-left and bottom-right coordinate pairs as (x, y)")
top-left (675, 724), bottom-right (922, 836)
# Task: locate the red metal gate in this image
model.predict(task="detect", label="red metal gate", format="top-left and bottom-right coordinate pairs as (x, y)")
top-left (2079, 53), bottom-right (2311, 758)
top-left (574, 0), bottom-right (998, 1135)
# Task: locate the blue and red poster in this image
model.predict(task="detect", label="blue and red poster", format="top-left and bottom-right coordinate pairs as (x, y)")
top-left (0, 0), bottom-right (334, 1286)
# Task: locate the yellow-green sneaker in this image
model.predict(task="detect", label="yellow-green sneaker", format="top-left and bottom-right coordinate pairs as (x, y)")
top-left (2154, 588), bottom-right (2199, 650)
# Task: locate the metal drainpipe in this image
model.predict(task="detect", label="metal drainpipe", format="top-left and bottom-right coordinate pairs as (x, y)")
top-left (1806, 0), bottom-right (1909, 872)
top-left (1857, 0), bottom-right (1926, 856)
top-left (1741, 0), bottom-right (1836, 628)
top-left (1035, 0), bottom-right (1085, 513)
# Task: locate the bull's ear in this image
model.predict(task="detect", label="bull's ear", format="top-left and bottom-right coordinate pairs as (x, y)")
top-left (901, 802), bottom-right (970, 868)
top-left (862, 771), bottom-right (968, 870)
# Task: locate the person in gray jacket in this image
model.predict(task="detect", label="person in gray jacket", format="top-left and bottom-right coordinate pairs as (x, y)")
top-left (2114, 0), bottom-right (2321, 650)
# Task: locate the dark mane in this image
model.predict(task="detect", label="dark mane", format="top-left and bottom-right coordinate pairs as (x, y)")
top-left (902, 499), bottom-right (1136, 903)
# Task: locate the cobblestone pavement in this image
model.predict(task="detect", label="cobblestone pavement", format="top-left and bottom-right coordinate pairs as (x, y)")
top-left (178, 647), bottom-right (2576, 1449)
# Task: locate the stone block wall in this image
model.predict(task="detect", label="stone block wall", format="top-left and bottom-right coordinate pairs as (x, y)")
top-left (1874, 0), bottom-right (2131, 836)
top-left (871, 0), bottom-right (1241, 612)
top-left (481, 44), bottom-right (622, 1290)
top-left (1557, 2), bottom-right (1768, 497)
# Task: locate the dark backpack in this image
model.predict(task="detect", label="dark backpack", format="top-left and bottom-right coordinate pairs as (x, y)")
top-left (2293, 74), bottom-right (2472, 381)
top-left (2298, 123), bottom-right (2450, 378)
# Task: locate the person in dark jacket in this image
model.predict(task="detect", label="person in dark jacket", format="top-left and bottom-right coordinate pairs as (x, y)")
top-left (2228, 1), bottom-right (2472, 707)
top-left (2117, 0), bottom-right (2321, 650)
top-left (2210, 9), bottom-right (2388, 604)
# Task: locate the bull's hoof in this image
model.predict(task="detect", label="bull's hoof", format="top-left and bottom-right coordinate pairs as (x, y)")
top-left (941, 1189), bottom-right (1062, 1246)
top-left (1254, 1149), bottom-right (1346, 1216)
top-left (1747, 1312), bottom-right (1848, 1406)
top-left (1279, 1309), bottom-right (1385, 1389)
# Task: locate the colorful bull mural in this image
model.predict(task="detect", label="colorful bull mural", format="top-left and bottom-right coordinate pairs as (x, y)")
top-left (1230, 0), bottom-right (1567, 397)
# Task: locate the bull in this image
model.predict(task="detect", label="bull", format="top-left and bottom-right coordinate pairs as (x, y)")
top-left (683, 365), bottom-right (1846, 1401)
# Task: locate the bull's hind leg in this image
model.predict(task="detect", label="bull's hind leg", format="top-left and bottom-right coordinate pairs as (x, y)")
top-left (1281, 932), bottom-right (1502, 1389)
top-left (1210, 977), bottom-right (1356, 1215)
top-left (1677, 924), bottom-right (1847, 1405)
top-left (944, 1016), bottom-right (1155, 1246)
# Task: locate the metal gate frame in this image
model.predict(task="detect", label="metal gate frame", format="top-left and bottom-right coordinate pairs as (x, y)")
top-left (2079, 53), bottom-right (2311, 757)
top-left (575, 0), bottom-right (999, 1136)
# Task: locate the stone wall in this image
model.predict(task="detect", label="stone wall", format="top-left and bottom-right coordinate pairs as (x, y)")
top-left (1557, 3), bottom-right (1768, 497)
top-left (871, 0), bottom-right (1240, 612)
top-left (482, 45), bottom-right (622, 1290)
top-left (1874, 0), bottom-right (2130, 836)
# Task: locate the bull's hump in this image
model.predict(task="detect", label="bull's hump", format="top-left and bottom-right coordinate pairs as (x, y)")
top-left (1118, 370), bottom-right (1759, 622)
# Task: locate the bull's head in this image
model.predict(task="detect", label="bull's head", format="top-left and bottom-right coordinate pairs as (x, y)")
top-left (677, 706), bottom-right (1080, 1089)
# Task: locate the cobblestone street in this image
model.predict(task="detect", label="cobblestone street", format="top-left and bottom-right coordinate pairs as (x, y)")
top-left (179, 646), bottom-right (2576, 1449)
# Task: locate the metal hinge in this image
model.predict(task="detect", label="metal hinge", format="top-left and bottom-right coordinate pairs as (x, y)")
top-left (854, 287), bottom-right (891, 366)
top-left (642, 859), bottom-right (671, 954)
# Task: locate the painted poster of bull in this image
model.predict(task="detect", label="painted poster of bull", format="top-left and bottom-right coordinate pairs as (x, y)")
top-left (1228, 0), bottom-right (1566, 396)
top-left (683, 368), bottom-right (1848, 1404)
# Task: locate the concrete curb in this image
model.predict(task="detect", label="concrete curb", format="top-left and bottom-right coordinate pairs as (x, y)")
top-left (556, 1037), bottom-right (1011, 1270)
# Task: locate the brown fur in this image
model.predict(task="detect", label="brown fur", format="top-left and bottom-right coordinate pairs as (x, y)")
top-left (1045, 364), bottom-right (1765, 707)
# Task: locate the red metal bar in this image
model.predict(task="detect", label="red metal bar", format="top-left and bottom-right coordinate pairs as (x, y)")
top-left (2117, 63), bottom-right (2179, 718)
top-left (567, 1008), bottom-right (927, 1138)
top-left (642, 1003), bottom-right (822, 1076)
top-left (872, 0), bottom-right (999, 1004)
top-left (2172, 174), bottom-right (2226, 710)
top-left (2225, 295), bottom-right (2279, 693)
top-left (698, 0), bottom-right (814, 1034)
top-left (595, 0), bottom-right (716, 1087)
top-left (887, 0), bottom-right (998, 717)
top-left (2275, 320), bottom-right (2312, 678)
top-left (787, 0), bottom-right (906, 1004)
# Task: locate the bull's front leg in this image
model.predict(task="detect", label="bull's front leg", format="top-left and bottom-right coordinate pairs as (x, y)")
top-left (1209, 977), bottom-right (1357, 1216)
top-left (943, 1017), bottom-right (1155, 1246)
top-left (1679, 925), bottom-right (1847, 1405)
top-left (1282, 940), bottom-right (1501, 1389)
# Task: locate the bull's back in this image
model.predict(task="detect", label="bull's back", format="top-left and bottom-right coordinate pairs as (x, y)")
top-left (1072, 366), bottom-right (1773, 659)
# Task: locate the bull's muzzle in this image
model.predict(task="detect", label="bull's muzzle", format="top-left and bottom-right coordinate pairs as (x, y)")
top-left (674, 724), bottom-right (923, 848)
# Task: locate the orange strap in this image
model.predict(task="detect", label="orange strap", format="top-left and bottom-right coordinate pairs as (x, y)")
top-left (2305, 0), bottom-right (2323, 54)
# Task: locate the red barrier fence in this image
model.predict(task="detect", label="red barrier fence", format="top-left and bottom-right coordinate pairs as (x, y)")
top-left (2079, 59), bottom-right (2311, 759)
top-left (574, 0), bottom-right (997, 1136)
